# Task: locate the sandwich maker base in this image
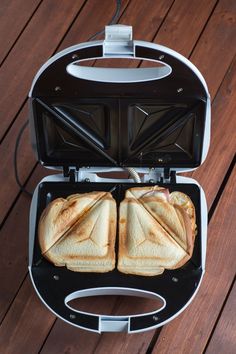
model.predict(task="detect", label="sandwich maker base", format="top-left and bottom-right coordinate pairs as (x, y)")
top-left (29, 178), bottom-right (205, 333)
top-left (28, 25), bottom-right (210, 333)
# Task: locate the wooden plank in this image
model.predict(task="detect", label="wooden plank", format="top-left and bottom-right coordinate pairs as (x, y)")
top-left (190, 0), bottom-right (236, 99)
top-left (57, 0), bottom-right (129, 50)
top-left (0, 105), bottom-right (36, 225)
top-left (0, 0), bottom-right (41, 64)
top-left (147, 0), bottom-right (217, 57)
top-left (0, 0), bottom-right (85, 141)
top-left (40, 297), bottom-right (125, 354)
top-left (40, 320), bottom-right (100, 354)
top-left (151, 167), bottom-right (236, 353)
top-left (0, 165), bottom-right (55, 322)
top-left (192, 57), bottom-right (236, 208)
top-left (0, 277), bottom-right (55, 354)
top-left (206, 281), bottom-right (236, 354)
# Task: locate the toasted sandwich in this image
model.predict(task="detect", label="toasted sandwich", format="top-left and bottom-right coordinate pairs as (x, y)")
top-left (118, 186), bottom-right (196, 276)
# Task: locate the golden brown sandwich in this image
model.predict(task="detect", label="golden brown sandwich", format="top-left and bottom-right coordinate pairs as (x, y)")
top-left (38, 192), bottom-right (116, 272)
top-left (118, 186), bottom-right (196, 276)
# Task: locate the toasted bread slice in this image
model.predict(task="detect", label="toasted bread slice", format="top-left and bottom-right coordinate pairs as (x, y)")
top-left (38, 191), bottom-right (106, 254)
top-left (118, 198), bottom-right (190, 276)
top-left (39, 192), bottom-right (116, 272)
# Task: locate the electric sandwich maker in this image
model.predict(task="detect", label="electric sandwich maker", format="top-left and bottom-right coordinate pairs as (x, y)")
top-left (28, 25), bottom-right (210, 333)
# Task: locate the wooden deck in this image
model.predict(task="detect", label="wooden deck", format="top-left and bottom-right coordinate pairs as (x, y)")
top-left (0, 0), bottom-right (235, 353)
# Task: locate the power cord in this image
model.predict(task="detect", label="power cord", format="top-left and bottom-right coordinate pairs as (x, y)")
top-left (88, 0), bottom-right (122, 41)
top-left (14, 120), bottom-right (33, 196)
top-left (14, 0), bottom-right (122, 197)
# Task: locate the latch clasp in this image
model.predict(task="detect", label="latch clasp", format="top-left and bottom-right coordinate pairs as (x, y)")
top-left (103, 25), bottom-right (134, 56)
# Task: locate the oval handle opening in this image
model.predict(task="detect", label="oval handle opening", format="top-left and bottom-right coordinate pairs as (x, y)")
top-left (65, 287), bottom-right (166, 317)
top-left (66, 57), bottom-right (172, 83)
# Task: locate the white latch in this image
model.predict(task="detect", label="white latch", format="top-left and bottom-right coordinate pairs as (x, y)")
top-left (103, 25), bottom-right (134, 56)
top-left (105, 25), bottom-right (132, 41)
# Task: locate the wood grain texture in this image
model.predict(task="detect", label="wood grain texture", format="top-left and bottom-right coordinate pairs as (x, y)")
top-left (152, 166), bottom-right (236, 354)
top-left (190, 0), bottom-right (236, 99)
top-left (206, 281), bottom-right (236, 354)
top-left (0, 165), bottom-right (55, 322)
top-left (58, 0), bottom-right (129, 50)
top-left (0, 277), bottom-right (55, 354)
top-left (0, 0), bottom-right (85, 141)
top-left (146, 0), bottom-right (217, 57)
top-left (0, 0), bottom-right (41, 64)
top-left (0, 105), bottom-right (36, 225)
top-left (192, 57), bottom-right (236, 208)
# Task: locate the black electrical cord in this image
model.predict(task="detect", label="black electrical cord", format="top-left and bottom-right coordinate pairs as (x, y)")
top-left (14, 120), bottom-right (33, 196)
top-left (14, 0), bottom-right (122, 197)
top-left (88, 0), bottom-right (122, 41)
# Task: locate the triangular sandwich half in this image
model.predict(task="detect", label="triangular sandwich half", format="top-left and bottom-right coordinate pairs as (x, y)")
top-left (39, 192), bottom-right (116, 272)
top-left (118, 198), bottom-right (189, 276)
top-left (118, 186), bottom-right (196, 276)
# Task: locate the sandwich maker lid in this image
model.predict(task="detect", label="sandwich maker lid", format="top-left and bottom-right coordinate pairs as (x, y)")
top-left (29, 25), bottom-right (210, 170)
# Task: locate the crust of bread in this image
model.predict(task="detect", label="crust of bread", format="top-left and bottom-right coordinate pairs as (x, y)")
top-left (125, 186), bottom-right (168, 200)
top-left (169, 191), bottom-right (196, 231)
top-left (39, 192), bottom-right (116, 272)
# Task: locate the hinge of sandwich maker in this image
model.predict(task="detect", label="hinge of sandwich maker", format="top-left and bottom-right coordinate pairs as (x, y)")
top-left (160, 168), bottom-right (176, 184)
top-left (63, 167), bottom-right (176, 184)
top-left (63, 166), bottom-right (79, 183)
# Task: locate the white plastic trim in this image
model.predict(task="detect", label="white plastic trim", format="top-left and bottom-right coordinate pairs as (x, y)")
top-left (65, 287), bottom-right (165, 310)
top-left (66, 62), bottom-right (172, 83)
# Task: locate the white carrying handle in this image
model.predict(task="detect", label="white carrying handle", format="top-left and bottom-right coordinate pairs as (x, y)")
top-left (66, 61), bottom-right (172, 83)
top-left (64, 287), bottom-right (166, 333)
top-left (66, 25), bottom-right (172, 83)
